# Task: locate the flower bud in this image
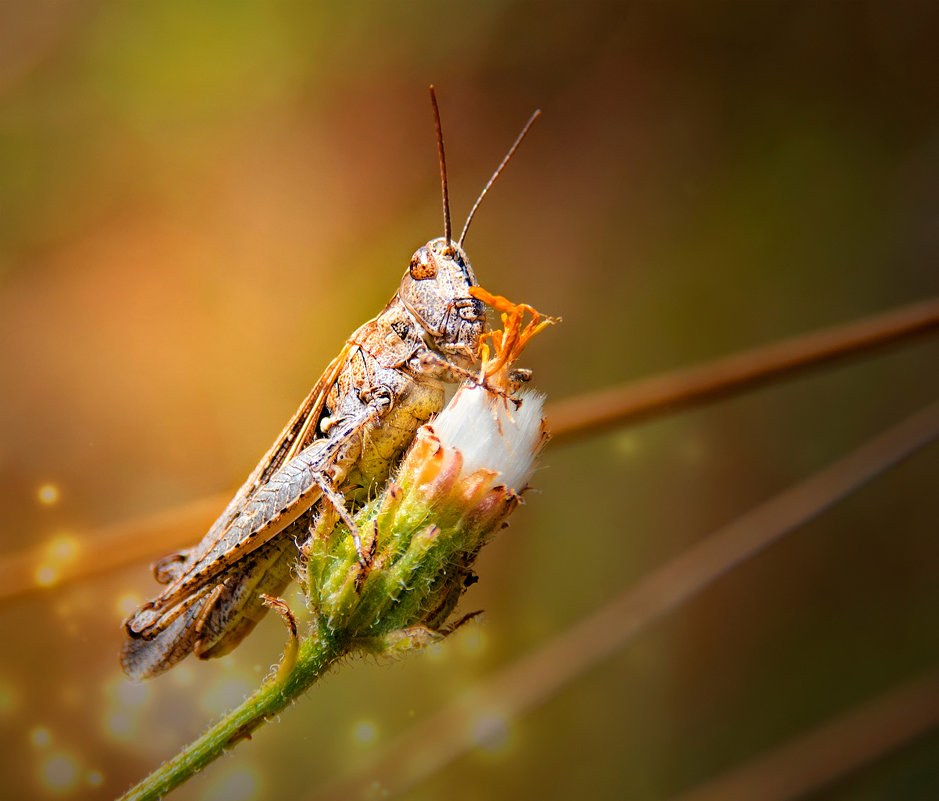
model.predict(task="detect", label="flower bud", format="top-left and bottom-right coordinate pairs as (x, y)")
top-left (305, 387), bottom-right (547, 654)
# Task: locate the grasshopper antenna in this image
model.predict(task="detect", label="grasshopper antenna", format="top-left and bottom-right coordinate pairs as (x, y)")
top-left (459, 108), bottom-right (541, 248)
top-left (428, 85), bottom-right (452, 253)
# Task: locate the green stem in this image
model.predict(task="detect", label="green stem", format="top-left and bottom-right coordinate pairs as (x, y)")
top-left (118, 628), bottom-right (347, 801)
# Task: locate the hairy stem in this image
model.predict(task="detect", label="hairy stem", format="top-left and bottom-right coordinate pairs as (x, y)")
top-left (118, 629), bottom-right (346, 801)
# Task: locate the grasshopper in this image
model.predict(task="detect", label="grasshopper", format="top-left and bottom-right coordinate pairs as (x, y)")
top-left (121, 89), bottom-right (540, 679)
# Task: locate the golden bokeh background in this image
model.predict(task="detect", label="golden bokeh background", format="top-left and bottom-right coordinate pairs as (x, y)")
top-left (1, 2), bottom-right (938, 799)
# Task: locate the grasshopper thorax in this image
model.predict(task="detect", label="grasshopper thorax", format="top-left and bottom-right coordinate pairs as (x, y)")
top-left (399, 236), bottom-right (486, 368)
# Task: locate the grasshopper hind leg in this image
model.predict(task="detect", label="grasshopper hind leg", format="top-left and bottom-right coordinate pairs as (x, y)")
top-left (194, 534), bottom-right (298, 661)
top-left (120, 534), bottom-right (299, 679)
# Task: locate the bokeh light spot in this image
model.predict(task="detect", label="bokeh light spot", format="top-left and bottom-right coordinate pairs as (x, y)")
top-left (202, 765), bottom-right (261, 801)
top-left (30, 727), bottom-right (52, 748)
top-left (35, 565), bottom-right (59, 587)
top-left (613, 431), bottom-right (640, 458)
top-left (470, 710), bottom-right (513, 755)
top-left (353, 719), bottom-right (378, 745)
top-left (170, 663), bottom-right (194, 687)
top-left (116, 678), bottom-right (151, 708)
top-left (46, 534), bottom-right (79, 563)
top-left (40, 752), bottom-right (79, 793)
top-left (86, 770), bottom-right (103, 787)
top-left (457, 626), bottom-right (486, 657)
top-left (423, 642), bottom-right (447, 663)
top-left (200, 676), bottom-right (254, 717)
top-left (105, 711), bottom-right (135, 741)
top-left (117, 593), bottom-right (142, 618)
top-left (37, 484), bottom-right (60, 505)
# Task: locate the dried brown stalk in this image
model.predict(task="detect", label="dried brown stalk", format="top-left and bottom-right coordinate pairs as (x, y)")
top-left (547, 296), bottom-right (939, 443)
top-left (668, 669), bottom-right (939, 801)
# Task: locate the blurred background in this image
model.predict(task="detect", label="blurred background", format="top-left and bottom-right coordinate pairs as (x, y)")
top-left (1, 1), bottom-right (938, 799)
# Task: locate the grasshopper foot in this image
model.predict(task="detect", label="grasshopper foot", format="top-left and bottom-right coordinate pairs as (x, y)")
top-left (420, 352), bottom-right (523, 407)
top-left (259, 594), bottom-right (299, 681)
top-left (354, 521), bottom-right (379, 593)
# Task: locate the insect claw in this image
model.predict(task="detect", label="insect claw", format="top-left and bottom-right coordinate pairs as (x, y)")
top-left (421, 351), bottom-right (520, 405)
top-left (440, 609), bottom-right (484, 635)
top-left (354, 520), bottom-right (379, 592)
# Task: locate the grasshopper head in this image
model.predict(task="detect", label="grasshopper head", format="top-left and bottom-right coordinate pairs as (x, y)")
top-left (400, 236), bottom-right (486, 369)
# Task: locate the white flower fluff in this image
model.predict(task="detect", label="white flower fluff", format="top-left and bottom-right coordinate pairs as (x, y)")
top-left (432, 386), bottom-right (545, 492)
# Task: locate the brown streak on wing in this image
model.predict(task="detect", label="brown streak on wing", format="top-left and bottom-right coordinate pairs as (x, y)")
top-left (141, 341), bottom-right (358, 614)
top-left (221, 342), bottom-right (354, 518)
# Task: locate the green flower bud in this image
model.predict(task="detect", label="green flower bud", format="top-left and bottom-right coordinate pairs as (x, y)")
top-left (305, 386), bottom-right (548, 655)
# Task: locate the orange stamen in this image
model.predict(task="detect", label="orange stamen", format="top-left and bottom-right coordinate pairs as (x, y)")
top-left (469, 285), bottom-right (559, 390)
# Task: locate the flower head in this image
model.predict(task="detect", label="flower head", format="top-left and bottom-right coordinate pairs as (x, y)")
top-left (433, 386), bottom-right (545, 492)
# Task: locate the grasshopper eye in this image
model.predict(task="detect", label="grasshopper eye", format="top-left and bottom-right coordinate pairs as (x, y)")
top-left (409, 249), bottom-right (437, 280)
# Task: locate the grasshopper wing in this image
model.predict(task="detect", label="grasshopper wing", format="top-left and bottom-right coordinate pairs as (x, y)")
top-left (122, 342), bottom-right (355, 674)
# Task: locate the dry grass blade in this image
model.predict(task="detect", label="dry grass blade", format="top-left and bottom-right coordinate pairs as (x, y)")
top-left (1, 298), bottom-right (936, 607)
top-left (546, 296), bottom-right (939, 444)
top-left (305, 399), bottom-right (939, 801)
top-left (668, 669), bottom-right (939, 801)
top-left (0, 492), bottom-right (228, 607)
